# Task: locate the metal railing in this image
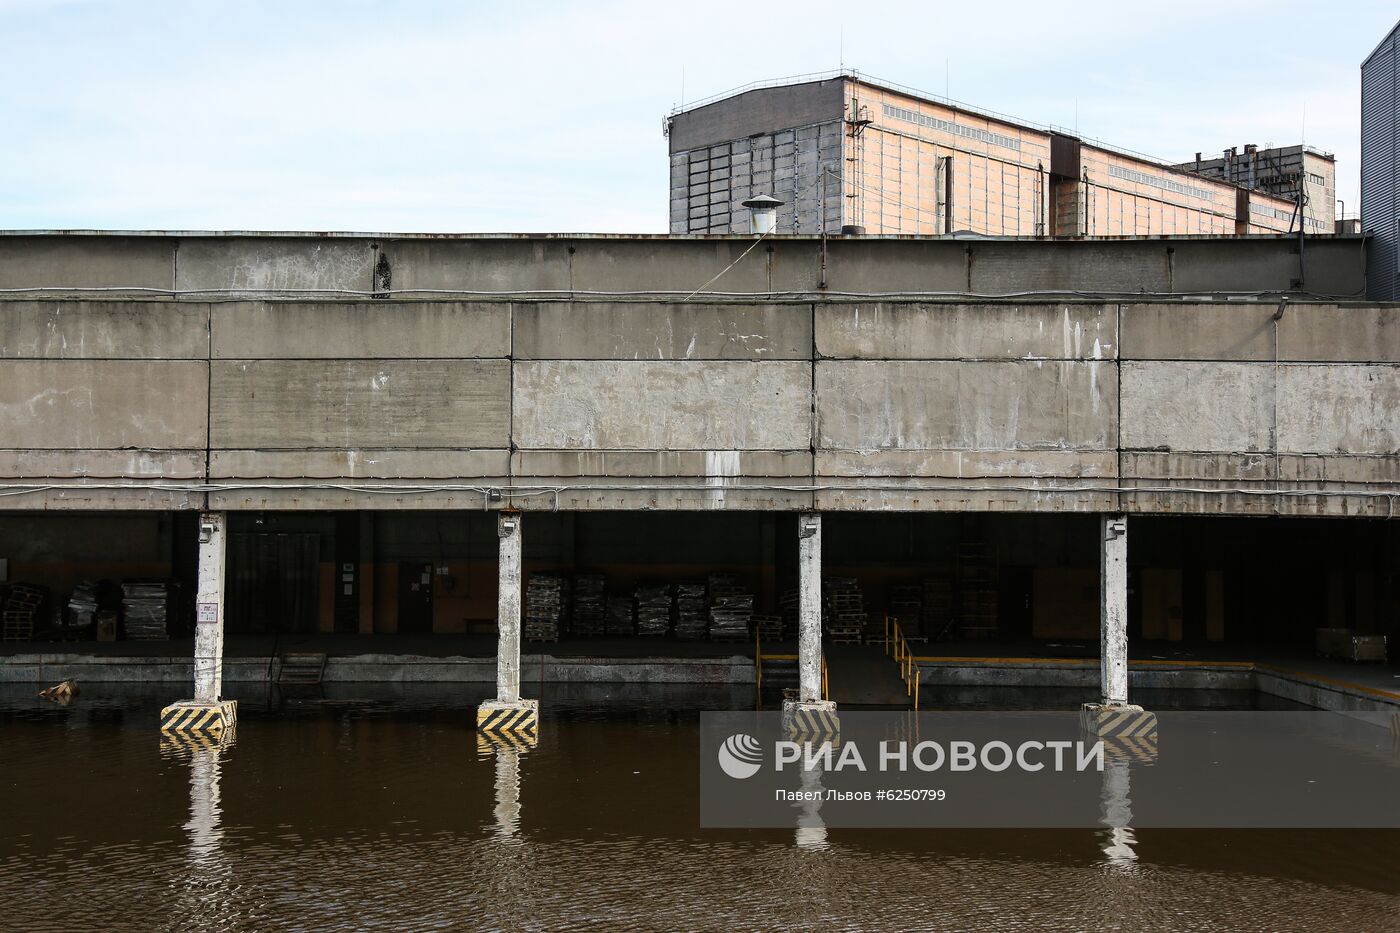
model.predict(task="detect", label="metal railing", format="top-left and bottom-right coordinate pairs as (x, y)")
top-left (884, 615), bottom-right (921, 710)
top-left (755, 628), bottom-right (828, 701)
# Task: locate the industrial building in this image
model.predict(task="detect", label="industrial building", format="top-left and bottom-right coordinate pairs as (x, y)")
top-left (666, 72), bottom-right (1330, 238)
top-left (1363, 20), bottom-right (1400, 300)
top-left (0, 231), bottom-right (1396, 733)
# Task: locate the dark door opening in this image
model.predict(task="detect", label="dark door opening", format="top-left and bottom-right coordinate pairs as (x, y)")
top-left (227, 533), bottom-right (320, 634)
top-left (397, 562), bottom-right (434, 633)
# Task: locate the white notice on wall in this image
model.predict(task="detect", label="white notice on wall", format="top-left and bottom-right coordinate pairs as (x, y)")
top-left (196, 603), bottom-right (218, 624)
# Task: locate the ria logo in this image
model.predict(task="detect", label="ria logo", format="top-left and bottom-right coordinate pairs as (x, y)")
top-left (717, 733), bottom-right (764, 779)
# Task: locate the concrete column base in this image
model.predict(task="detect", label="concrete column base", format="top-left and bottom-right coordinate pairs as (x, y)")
top-left (477, 698), bottom-right (539, 735)
top-left (1081, 703), bottom-right (1157, 739)
top-left (782, 698), bottom-right (839, 739)
top-left (160, 699), bottom-right (237, 734)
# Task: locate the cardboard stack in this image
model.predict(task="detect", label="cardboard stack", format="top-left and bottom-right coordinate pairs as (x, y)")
top-left (635, 584), bottom-right (672, 636)
top-left (674, 582), bottom-right (708, 640)
top-left (524, 573), bottom-right (566, 642)
top-left (572, 574), bottom-right (607, 635)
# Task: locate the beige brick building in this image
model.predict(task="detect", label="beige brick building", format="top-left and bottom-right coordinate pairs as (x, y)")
top-left (667, 73), bottom-right (1329, 238)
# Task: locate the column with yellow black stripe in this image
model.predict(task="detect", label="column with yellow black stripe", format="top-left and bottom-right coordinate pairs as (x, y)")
top-left (477, 511), bottom-right (539, 736)
top-left (1082, 515), bottom-right (1157, 743)
top-left (161, 512), bottom-right (237, 735)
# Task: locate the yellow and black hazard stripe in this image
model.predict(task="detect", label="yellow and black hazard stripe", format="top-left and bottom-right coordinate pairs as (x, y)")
top-left (477, 705), bottom-right (538, 735)
top-left (1099, 734), bottom-right (1158, 765)
top-left (1082, 705), bottom-right (1157, 739)
top-left (160, 727), bottom-right (236, 758)
top-left (160, 701), bottom-right (237, 734)
top-left (476, 731), bottom-right (538, 756)
top-left (784, 706), bottom-right (840, 741)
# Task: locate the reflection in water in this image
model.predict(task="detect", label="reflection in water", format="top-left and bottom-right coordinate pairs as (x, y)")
top-left (5, 687), bottom-right (1400, 931)
top-left (162, 731), bottom-right (236, 932)
top-left (1098, 755), bottom-right (1139, 867)
top-left (793, 743), bottom-right (829, 851)
top-left (493, 745), bottom-right (523, 844)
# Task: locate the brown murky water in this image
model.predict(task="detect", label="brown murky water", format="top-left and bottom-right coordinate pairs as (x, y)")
top-left (3, 683), bottom-right (1398, 932)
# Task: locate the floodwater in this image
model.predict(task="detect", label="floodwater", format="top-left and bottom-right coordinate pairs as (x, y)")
top-left (3, 683), bottom-right (1398, 932)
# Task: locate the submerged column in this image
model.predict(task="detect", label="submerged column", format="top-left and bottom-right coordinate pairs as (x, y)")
top-left (160, 511), bottom-right (237, 733)
top-left (784, 512), bottom-right (838, 736)
top-left (478, 511), bottom-right (538, 735)
top-left (1082, 514), bottom-right (1155, 739)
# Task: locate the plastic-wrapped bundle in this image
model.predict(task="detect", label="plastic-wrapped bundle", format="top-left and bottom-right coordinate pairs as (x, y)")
top-left (572, 574), bottom-right (607, 636)
top-left (635, 584), bottom-right (672, 637)
top-left (604, 594), bottom-right (635, 635)
top-left (524, 573), bottom-right (566, 642)
top-left (674, 582), bottom-right (708, 640)
top-left (122, 581), bottom-right (170, 640)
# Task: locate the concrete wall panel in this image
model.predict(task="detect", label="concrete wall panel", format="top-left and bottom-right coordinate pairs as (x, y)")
top-left (969, 242), bottom-right (1170, 294)
top-left (823, 241), bottom-right (967, 293)
top-left (211, 360), bottom-right (509, 449)
top-left (0, 301), bottom-right (209, 359)
top-left (211, 449), bottom-right (510, 479)
top-left (176, 238), bottom-right (373, 293)
top-left (514, 302), bottom-right (810, 360)
top-left (381, 239), bottom-right (572, 293)
top-left (212, 301), bottom-right (510, 359)
top-left (817, 360), bottom-right (1116, 451)
top-left (1279, 305), bottom-right (1400, 362)
top-left (1278, 364), bottom-right (1400, 453)
top-left (0, 236), bottom-right (174, 290)
top-left (817, 302), bottom-right (1115, 360)
top-left (513, 361), bottom-right (811, 450)
top-left (1121, 362), bottom-right (1272, 453)
top-left (0, 360), bottom-right (207, 450)
top-left (1120, 303), bottom-right (1274, 361)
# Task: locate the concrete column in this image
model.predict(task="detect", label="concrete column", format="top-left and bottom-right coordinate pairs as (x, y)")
top-left (477, 511), bottom-right (538, 735)
top-left (496, 511), bottom-right (522, 703)
top-left (784, 512), bottom-right (839, 735)
top-left (1082, 514), bottom-right (1154, 738)
top-left (193, 511), bottom-right (226, 704)
top-left (797, 512), bottom-right (822, 703)
top-left (1100, 514), bottom-right (1128, 706)
top-left (160, 511), bottom-right (237, 733)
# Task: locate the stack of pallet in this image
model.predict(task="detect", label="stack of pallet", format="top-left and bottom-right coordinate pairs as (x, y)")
top-left (635, 584), bottom-right (672, 636)
top-left (524, 573), bottom-right (566, 642)
top-left (823, 577), bottom-right (866, 644)
top-left (957, 544), bottom-right (999, 639)
top-left (708, 575), bottom-right (753, 642)
top-left (674, 582), bottom-right (708, 640)
top-left (572, 574), bottom-right (607, 635)
top-left (2, 584), bottom-right (45, 641)
top-left (888, 584), bottom-right (923, 637)
top-left (752, 614), bottom-right (783, 642)
top-left (604, 594), bottom-right (634, 635)
top-left (121, 581), bottom-right (170, 640)
top-left (922, 575), bottom-right (955, 641)
top-left (65, 581), bottom-right (99, 631)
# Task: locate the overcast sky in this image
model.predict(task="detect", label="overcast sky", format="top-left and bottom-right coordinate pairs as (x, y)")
top-left (2, 0), bottom-right (1394, 233)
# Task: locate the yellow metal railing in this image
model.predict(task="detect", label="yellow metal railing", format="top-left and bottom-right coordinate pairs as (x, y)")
top-left (755, 628), bottom-right (829, 701)
top-left (884, 615), bottom-right (921, 710)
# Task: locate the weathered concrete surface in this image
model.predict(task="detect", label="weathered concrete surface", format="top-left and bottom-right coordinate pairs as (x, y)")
top-left (817, 360), bottom-right (1116, 450)
top-left (1121, 303), bottom-right (1275, 361)
top-left (0, 360), bottom-right (208, 449)
top-left (1278, 365), bottom-right (1400, 453)
top-left (211, 448), bottom-right (510, 479)
top-left (1121, 362), bottom-right (1273, 453)
top-left (1278, 305), bottom-right (1400, 361)
top-left (175, 237), bottom-right (372, 293)
top-left (514, 302), bottom-right (810, 360)
top-left (513, 360), bottom-right (812, 450)
top-left (210, 360), bottom-right (510, 448)
top-left (212, 301), bottom-right (510, 359)
top-left (0, 301), bottom-right (209, 359)
top-left (817, 302), bottom-right (1116, 360)
top-left (0, 233), bottom-right (1394, 517)
top-left (0, 236), bottom-right (174, 290)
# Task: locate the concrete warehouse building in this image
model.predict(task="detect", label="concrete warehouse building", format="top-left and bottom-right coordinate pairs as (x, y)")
top-left (1362, 19), bottom-right (1400, 300)
top-left (0, 231), bottom-right (1397, 733)
top-left (666, 73), bottom-right (1333, 238)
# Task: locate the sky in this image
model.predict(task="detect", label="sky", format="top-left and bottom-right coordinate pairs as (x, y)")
top-left (1, 0), bottom-right (1395, 233)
